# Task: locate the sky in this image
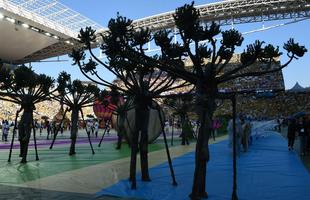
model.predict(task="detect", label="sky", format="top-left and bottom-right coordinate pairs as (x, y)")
top-left (30, 0), bottom-right (310, 89)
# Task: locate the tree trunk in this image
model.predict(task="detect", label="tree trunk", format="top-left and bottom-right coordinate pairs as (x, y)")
top-left (139, 107), bottom-right (150, 181)
top-left (69, 108), bottom-right (79, 155)
top-left (129, 103), bottom-right (150, 189)
top-left (116, 115), bottom-right (126, 149)
top-left (190, 87), bottom-right (216, 200)
top-left (129, 117), bottom-right (139, 189)
top-left (18, 109), bottom-right (33, 163)
top-left (180, 114), bottom-right (187, 145)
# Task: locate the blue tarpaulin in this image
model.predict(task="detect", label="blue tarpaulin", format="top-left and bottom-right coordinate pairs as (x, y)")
top-left (97, 132), bottom-right (310, 200)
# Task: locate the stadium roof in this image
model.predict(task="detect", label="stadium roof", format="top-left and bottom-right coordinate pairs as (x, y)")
top-left (0, 0), bottom-right (309, 64)
top-left (288, 82), bottom-right (310, 92)
top-left (0, 0), bottom-right (104, 64)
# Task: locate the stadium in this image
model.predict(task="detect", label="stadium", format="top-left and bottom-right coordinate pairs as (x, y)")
top-left (0, 0), bottom-right (310, 199)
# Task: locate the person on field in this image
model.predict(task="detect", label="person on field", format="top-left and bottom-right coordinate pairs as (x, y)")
top-left (287, 118), bottom-right (297, 151)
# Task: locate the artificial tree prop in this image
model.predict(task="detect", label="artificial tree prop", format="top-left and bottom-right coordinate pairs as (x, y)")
top-left (103, 3), bottom-right (306, 199)
top-left (50, 71), bottom-right (100, 155)
top-left (49, 105), bottom-right (70, 148)
top-left (164, 94), bottom-right (194, 145)
top-left (97, 119), bottom-right (110, 147)
top-left (0, 65), bottom-right (56, 163)
top-left (69, 15), bottom-right (191, 188)
top-left (79, 106), bottom-right (96, 155)
top-left (113, 102), bottom-right (131, 149)
top-left (8, 108), bottom-right (22, 162)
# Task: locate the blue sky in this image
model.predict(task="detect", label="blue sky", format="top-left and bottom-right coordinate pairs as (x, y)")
top-left (31, 0), bottom-right (310, 89)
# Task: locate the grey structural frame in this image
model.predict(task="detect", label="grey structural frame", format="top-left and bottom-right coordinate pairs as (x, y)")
top-left (2, 0), bottom-right (309, 64)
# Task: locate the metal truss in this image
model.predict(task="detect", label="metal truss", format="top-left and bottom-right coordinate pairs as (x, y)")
top-left (20, 39), bottom-right (99, 64)
top-left (2, 0), bottom-right (309, 64)
top-left (131, 0), bottom-right (310, 31)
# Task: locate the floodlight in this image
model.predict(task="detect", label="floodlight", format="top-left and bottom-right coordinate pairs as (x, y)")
top-left (0, 13), bottom-right (4, 19)
top-left (6, 17), bottom-right (15, 23)
top-left (31, 27), bottom-right (40, 32)
top-left (21, 23), bottom-right (30, 28)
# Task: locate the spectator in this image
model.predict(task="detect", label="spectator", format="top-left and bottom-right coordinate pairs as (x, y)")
top-left (287, 118), bottom-right (297, 151)
top-left (86, 120), bottom-right (93, 136)
top-left (60, 122), bottom-right (64, 135)
top-left (212, 118), bottom-right (220, 141)
top-left (3, 120), bottom-right (10, 142)
top-left (105, 120), bottom-right (111, 135)
top-left (297, 117), bottom-right (308, 156)
top-left (164, 120), bottom-right (170, 135)
top-left (46, 121), bottom-right (51, 140)
top-left (180, 117), bottom-right (192, 145)
top-left (94, 120), bottom-right (99, 138)
top-left (52, 121), bottom-right (57, 135)
top-left (277, 118), bottom-right (282, 132)
top-left (116, 118), bottom-right (125, 150)
top-left (39, 122), bottom-right (43, 135)
top-left (227, 116), bottom-right (242, 156)
top-left (241, 119), bottom-right (251, 152)
top-left (1, 120), bottom-right (5, 141)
